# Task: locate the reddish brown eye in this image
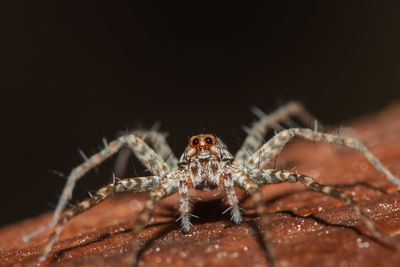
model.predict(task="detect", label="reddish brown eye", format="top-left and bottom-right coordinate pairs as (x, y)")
top-left (192, 138), bottom-right (199, 146)
top-left (205, 137), bottom-right (213, 145)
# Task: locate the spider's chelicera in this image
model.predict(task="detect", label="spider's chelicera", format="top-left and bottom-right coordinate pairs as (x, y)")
top-left (24, 102), bottom-right (400, 264)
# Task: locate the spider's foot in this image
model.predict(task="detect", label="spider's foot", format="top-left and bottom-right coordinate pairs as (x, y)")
top-left (177, 213), bottom-right (197, 233)
top-left (22, 224), bottom-right (51, 243)
top-left (181, 223), bottom-right (191, 233)
top-left (223, 206), bottom-right (243, 224)
top-left (180, 218), bottom-right (192, 233)
top-left (231, 208), bottom-right (243, 225)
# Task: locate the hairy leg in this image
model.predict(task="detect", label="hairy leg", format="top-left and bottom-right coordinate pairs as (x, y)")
top-left (177, 179), bottom-right (191, 232)
top-left (39, 175), bottom-right (164, 261)
top-left (235, 101), bottom-right (319, 165)
top-left (248, 168), bottom-right (386, 239)
top-left (246, 128), bottom-right (400, 185)
top-left (128, 179), bottom-right (179, 265)
top-left (223, 174), bottom-right (242, 224)
top-left (24, 134), bottom-right (169, 242)
top-left (114, 130), bottom-right (178, 176)
top-left (233, 172), bottom-right (276, 267)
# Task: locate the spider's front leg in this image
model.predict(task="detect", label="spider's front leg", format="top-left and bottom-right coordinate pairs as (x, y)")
top-left (177, 173), bottom-right (244, 233)
top-left (223, 173), bottom-right (243, 224)
top-left (248, 168), bottom-right (388, 241)
top-left (177, 179), bottom-right (192, 233)
top-left (39, 175), bottom-right (164, 261)
top-left (247, 128), bottom-right (400, 186)
top-left (128, 178), bottom-right (179, 266)
top-left (24, 134), bottom-right (170, 243)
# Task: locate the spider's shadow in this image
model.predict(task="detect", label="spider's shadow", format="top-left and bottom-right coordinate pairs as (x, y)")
top-left (54, 184), bottom-right (393, 265)
top-left (140, 195), bottom-right (396, 265)
top-left (161, 198), bottom-right (234, 223)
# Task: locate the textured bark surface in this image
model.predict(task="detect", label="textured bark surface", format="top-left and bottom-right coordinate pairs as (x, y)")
top-left (1, 104), bottom-right (400, 267)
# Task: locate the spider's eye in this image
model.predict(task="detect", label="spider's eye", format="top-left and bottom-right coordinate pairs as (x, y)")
top-left (192, 138), bottom-right (199, 146)
top-left (205, 137), bottom-right (213, 145)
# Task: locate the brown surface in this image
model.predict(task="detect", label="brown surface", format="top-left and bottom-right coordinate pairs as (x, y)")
top-left (1, 104), bottom-right (400, 267)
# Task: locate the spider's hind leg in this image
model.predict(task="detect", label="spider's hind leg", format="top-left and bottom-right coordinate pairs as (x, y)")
top-left (234, 172), bottom-right (276, 266)
top-left (114, 129), bottom-right (179, 177)
top-left (23, 134), bottom-right (169, 243)
top-left (235, 101), bottom-right (320, 165)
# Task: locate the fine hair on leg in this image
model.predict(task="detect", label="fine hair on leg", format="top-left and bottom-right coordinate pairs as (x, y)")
top-left (235, 101), bottom-right (321, 165)
top-left (23, 134), bottom-right (169, 243)
top-left (247, 128), bottom-right (400, 185)
top-left (39, 175), bottom-right (164, 261)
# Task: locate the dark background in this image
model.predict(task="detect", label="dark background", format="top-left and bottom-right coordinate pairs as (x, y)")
top-left (1, 2), bottom-right (400, 226)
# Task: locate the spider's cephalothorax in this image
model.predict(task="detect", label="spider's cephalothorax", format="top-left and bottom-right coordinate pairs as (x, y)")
top-left (25, 101), bottom-right (400, 266)
top-left (178, 134), bottom-right (233, 190)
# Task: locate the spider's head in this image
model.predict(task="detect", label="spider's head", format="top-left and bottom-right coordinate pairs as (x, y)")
top-left (179, 134), bottom-right (233, 190)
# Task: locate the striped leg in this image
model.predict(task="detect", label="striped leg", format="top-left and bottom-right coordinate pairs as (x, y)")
top-left (128, 179), bottom-right (179, 265)
top-left (246, 128), bottom-right (400, 186)
top-left (23, 134), bottom-right (169, 243)
top-left (114, 130), bottom-right (178, 176)
top-left (223, 174), bottom-right (242, 224)
top-left (233, 172), bottom-right (276, 267)
top-left (38, 176), bottom-right (163, 261)
top-left (249, 168), bottom-right (385, 239)
top-left (177, 179), bottom-right (191, 233)
top-left (235, 101), bottom-right (319, 165)
top-left (131, 178), bottom-right (178, 234)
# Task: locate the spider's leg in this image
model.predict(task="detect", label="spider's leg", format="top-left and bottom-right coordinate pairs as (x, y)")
top-left (249, 168), bottom-right (387, 241)
top-left (223, 174), bottom-right (242, 224)
top-left (131, 177), bottom-right (179, 234)
top-left (247, 128), bottom-right (400, 186)
top-left (114, 130), bottom-right (178, 177)
top-left (233, 172), bottom-right (276, 267)
top-left (114, 145), bottom-right (134, 177)
top-left (147, 131), bottom-right (178, 170)
top-left (23, 134), bottom-right (169, 243)
top-left (235, 101), bottom-right (319, 165)
top-left (177, 179), bottom-right (192, 232)
top-left (39, 175), bottom-right (164, 261)
top-left (129, 178), bottom-right (179, 265)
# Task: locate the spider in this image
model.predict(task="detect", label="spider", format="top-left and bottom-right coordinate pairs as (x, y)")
top-left (24, 101), bottom-right (400, 265)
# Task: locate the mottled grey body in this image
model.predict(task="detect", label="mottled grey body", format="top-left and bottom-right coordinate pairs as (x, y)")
top-left (25, 101), bottom-right (400, 266)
